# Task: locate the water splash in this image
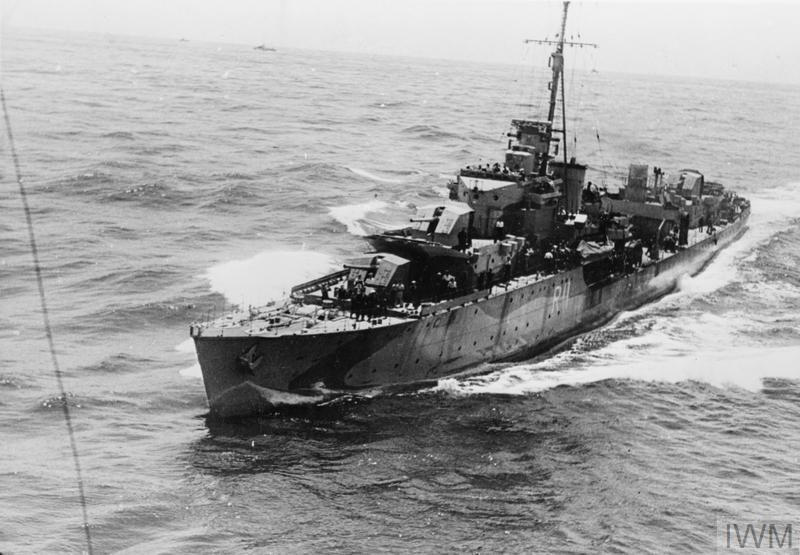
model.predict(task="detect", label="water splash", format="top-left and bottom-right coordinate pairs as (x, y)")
top-left (204, 249), bottom-right (338, 307)
top-left (328, 199), bottom-right (393, 236)
top-left (179, 364), bottom-right (202, 379)
top-left (174, 338), bottom-right (195, 354)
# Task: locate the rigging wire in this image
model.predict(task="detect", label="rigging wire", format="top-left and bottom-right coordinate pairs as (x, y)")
top-left (0, 88), bottom-right (94, 554)
top-left (585, 44), bottom-right (616, 186)
top-left (503, 41), bottom-right (546, 141)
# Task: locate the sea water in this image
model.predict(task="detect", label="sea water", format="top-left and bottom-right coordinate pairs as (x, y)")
top-left (1, 28), bottom-right (800, 553)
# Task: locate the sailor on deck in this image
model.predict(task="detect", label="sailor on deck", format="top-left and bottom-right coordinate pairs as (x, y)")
top-left (457, 227), bottom-right (468, 251)
top-left (493, 218), bottom-right (505, 243)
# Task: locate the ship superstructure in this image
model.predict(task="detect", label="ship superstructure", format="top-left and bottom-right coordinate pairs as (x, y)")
top-left (191, 2), bottom-right (750, 417)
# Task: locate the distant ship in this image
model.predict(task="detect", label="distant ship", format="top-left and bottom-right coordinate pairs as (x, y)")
top-left (254, 44), bottom-right (277, 52)
top-left (191, 1), bottom-right (750, 417)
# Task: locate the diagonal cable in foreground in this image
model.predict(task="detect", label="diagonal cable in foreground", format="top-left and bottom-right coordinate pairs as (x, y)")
top-left (1, 88), bottom-right (94, 555)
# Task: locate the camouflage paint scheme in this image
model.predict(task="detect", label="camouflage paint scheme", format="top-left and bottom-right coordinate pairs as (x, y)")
top-left (194, 210), bottom-right (748, 417)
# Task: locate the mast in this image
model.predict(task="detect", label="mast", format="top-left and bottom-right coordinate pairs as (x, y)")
top-left (546, 1), bottom-right (569, 127)
top-left (525, 1), bottom-right (596, 175)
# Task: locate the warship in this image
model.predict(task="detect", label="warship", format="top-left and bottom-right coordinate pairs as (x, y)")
top-left (191, 2), bottom-right (750, 417)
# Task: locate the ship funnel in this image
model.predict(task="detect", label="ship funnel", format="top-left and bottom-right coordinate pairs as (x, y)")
top-left (550, 158), bottom-right (586, 213)
top-left (625, 164), bottom-right (649, 202)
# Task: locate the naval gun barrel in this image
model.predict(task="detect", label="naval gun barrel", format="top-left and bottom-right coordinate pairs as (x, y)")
top-left (343, 264), bottom-right (376, 271)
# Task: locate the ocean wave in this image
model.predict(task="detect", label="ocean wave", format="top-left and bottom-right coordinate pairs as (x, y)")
top-left (278, 161), bottom-right (344, 179)
top-left (103, 182), bottom-right (192, 207)
top-left (369, 100), bottom-right (409, 109)
top-left (221, 104), bottom-right (255, 113)
top-left (79, 353), bottom-right (157, 374)
top-left (345, 166), bottom-right (407, 184)
top-left (204, 249), bottom-right (339, 307)
top-left (210, 171), bottom-right (258, 181)
top-left (101, 130), bottom-right (136, 140)
top-left (76, 300), bottom-right (204, 334)
top-left (83, 266), bottom-right (184, 289)
top-left (99, 159), bottom-right (140, 170)
top-left (0, 374), bottom-right (26, 389)
top-left (52, 170), bottom-right (116, 191)
top-left (36, 391), bottom-right (145, 413)
top-left (129, 143), bottom-right (188, 155)
top-left (36, 392), bottom-right (88, 411)
top-left (195, 182), bottom-right (263, 210)
top-left (400, 124), bottom-right (461, 140)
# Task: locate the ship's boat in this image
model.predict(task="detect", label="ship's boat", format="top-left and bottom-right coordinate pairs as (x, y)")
top-left (191, 2), bottom-right (751, 417)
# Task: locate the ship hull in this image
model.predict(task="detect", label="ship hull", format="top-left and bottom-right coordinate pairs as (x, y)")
top-left (195, 211), bottom-right (748, 417)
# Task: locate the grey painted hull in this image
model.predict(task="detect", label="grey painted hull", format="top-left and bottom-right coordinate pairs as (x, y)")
top-left (195, 212), bottom-right (749, 417)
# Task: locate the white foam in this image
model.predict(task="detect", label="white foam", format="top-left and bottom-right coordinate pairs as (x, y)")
top-left (204, 249), bottom-right (338, 306)
top-left (179, 364), bottom-right (202, 379)
top-left (175, 338), bottom-right (195, 353)
top-left (329, 199), bottom-right (398, 236)
top-left (434, 345), bottom-right (800, 397)
top-left (345, 166), bottom-right (405, 184)
top-left (431, 185), bottom-right (451, 198)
